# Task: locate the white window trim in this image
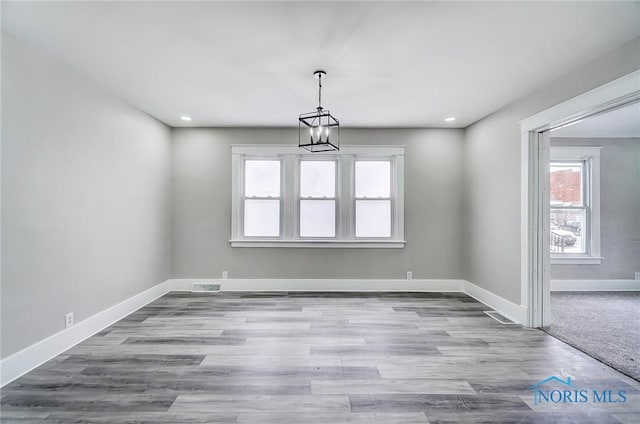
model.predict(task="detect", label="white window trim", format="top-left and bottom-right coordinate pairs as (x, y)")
top-left (550, 146), bottom-right (602, 265)
top-left (231, 145), bottom-right (405, 248)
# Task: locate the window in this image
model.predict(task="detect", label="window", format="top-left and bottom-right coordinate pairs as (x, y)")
top-left (550, 146), bottom-right (601, 264)
top-left (243, 160), bottom-right (281, 237)
top-left (299, 160), bottom-right (336, 238)
top-left (231, 145), bottom-right (404, 247)
top-left (355, 161), bottom-right (391, 237)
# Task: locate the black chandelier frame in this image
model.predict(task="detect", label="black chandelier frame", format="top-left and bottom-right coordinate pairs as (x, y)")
top-left (299, 70), bottom-right (340, 153)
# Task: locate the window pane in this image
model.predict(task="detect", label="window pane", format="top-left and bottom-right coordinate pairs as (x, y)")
top-left (244, 199), bottom-right (280, 237)
top-left (300, 200), bottom-right (335, 237)
top-left (356, 200), bottom-right (391, 237)
top-left (245, 160), bottom-right (280, 197)
top-left (551, 208), bottom-right (587, 254)
top-left (355, 161), bottom-right (390, 198)
top-left (550, 163), bottom-right (583, 206)
top-left (300, 161), bottom-right (335, 198)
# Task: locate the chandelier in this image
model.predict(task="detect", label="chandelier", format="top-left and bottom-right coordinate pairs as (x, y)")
top-left (299, 70), bottom-right (340, 152)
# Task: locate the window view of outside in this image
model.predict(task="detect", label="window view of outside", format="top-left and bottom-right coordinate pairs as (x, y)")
top-left (550, 162), bottom-right (587, 254)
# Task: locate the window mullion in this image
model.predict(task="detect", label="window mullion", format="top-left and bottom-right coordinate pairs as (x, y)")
top-left (340, 155), bottom-right (353, 240)
top-left (283, 155), bottom-right (296, 240)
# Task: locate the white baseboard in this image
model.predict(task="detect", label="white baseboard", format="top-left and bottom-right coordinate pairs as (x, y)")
top-left (463, 281), bottom-right (528, 325)
top-left (0, 280), bottom-right (172, 387)
top-left (169, 278), bottom-right (466, 292)
top-left (551, 279), bottom-right (640, 291)
top-left (171, 278), bottom-right (526, 324)
top-left (1, 277), bottom-right (524, 387)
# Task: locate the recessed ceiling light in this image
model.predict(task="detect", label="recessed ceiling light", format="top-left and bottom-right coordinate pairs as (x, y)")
top-left (180, 116), bottom-right (192, 121)
top-left (444, 117), bottom-right (456, 122)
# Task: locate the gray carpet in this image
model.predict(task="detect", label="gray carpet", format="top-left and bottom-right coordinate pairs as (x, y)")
top-left (544, 291), bottom-right (640, 381)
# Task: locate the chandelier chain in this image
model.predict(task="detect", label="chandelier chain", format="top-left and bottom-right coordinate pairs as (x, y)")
top-left (318, 74), bottom-right (322, 110)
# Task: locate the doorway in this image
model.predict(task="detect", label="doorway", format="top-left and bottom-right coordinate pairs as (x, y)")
top-left (520, 70), bottom-right (640, 329)
top-left (542, 102), bottom-right (640, 380)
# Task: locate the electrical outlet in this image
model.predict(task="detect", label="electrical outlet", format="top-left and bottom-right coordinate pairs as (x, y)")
top-left (406, 271), bottom-right (413, 280)
top-left (635, 272), bottom-right (640, 281)
top-left (65, 312), bottom-right (74, 329)
top-left (222, 271), bottom-right (229, 280)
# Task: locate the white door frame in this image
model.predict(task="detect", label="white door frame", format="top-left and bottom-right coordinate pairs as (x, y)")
top-left (519, 70), bottom-right (640, 328)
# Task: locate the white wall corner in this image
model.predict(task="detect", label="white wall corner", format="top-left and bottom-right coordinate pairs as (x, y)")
top-left (551, 279), bottom-right (640, 292)
top-left (463, 281), bottom-right (528, 325)
top-left (0, 279), bottom-right (172, 387)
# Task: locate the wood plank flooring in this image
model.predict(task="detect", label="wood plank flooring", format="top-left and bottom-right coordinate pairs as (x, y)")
top-left (1, 292), bottom-right (639, 423)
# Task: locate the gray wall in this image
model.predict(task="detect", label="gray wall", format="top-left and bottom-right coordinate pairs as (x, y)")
top-left (171, 128), bottom-right (464, 280)
top-left (462, 37), bottom-right (640, 304)
top-left (2, 33), bottom-right (638, 360)
top-left (551, 138), bottom-right (640, 280)
top-left (1, 35), bottom-right (172, 358)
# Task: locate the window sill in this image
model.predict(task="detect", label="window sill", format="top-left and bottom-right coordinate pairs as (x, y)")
top-left (230, 239), bottom-right (406, 248)
top-left (551, 256), bottom-right (603, 265)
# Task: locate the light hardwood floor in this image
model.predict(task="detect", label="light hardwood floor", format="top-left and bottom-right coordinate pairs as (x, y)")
top-left (1, 292), bottom-right (639, 423)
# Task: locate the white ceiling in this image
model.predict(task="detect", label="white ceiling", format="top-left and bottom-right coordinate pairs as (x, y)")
top-left (552, 102), bottom-right (640, 138)
top-left (3, 1), bottom-right (639, 128)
